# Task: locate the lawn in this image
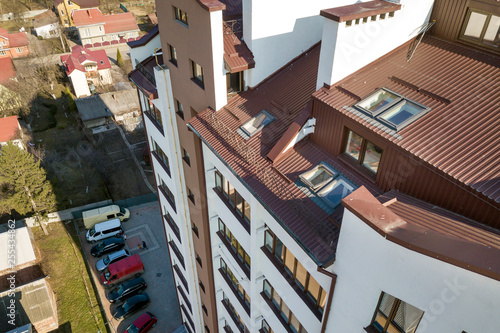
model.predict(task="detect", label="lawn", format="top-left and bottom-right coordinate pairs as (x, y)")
top-left (33, 222), bottom-right (108, 333)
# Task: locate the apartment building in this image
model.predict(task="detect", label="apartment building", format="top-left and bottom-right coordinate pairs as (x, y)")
top-left (130, 0), bottom-right (500, 332)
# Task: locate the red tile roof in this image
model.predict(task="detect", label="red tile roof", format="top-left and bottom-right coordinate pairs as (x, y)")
top-left (342, 187), bottom-right (500, 281)
top-left (313, 36), bottom-right (500, 203)
top-left (189, 44), bottom-right (349, 265)
top-left (0, 116), bottom-right (20, 143)
top-left (72, 8), bottom-right (138, 34)
top-left (60, 45), bottom-right (111, 75)
top-left (0, 58), bottom-right (15, 84)
top-left (0, 30), bottom-right (28, 47)
top-left (223, 22), bottom-right (254, 73)
top-left (33, 10), bottom-right (59, 28)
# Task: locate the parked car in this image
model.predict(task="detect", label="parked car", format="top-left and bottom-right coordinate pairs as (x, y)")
top-left (124, 312), bottom-right (157, 333)
top-left (112, 293), bottom-right (150, 320)
top-left (95, 249), bottom-right (130, 272)
top-left (100, 254), bottom-right (144, 287)
top-left (106, 277), bottom-right (147, 303)
top-left (83, 204), bottom-right (130, 229)
top-left (90, 236), bottom-right (125, 257)
top-left (86, 218), bottom-right (123, 243)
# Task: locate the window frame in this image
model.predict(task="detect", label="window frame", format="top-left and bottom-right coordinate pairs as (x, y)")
top-left (173, 6), bottom-right (189, 26)
top-left (169, 44), bottom-right (178, 66)
top-left (459, 7), bottom-right (500, 51)
top-left (343, 129), bottom-right (383, 176)
top-left (191, 60), bottom-right (204, 88)
top-left (369, 292), bottom-right (425, 333)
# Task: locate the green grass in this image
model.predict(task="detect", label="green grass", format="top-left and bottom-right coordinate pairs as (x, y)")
top-left (33, 222), bottom-right (107, 333)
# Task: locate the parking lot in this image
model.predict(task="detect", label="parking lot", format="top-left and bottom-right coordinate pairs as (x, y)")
top-left (78, 202), bottom-right (182, 333)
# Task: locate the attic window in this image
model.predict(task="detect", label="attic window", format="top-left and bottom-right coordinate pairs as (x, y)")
top-left (240, 110), bottom-right (275, 138)
top-left (299, 163), bottom-right (337, 190)
top-left (317, 175), bottom-right (356, 208)
top-left (299, 162), bottom-right (358, 210)
top-left (355, 87), bottom-right (430, 131)
top-left (100, 60), bottom-right (104, 64)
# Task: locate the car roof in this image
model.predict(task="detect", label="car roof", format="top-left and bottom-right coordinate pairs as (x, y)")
top-left (121, 277), bottom-right (145, 288)
top-left (133, 311), bottom-right (153, 328)
top-left (104, 236), bottom-right (124, 245)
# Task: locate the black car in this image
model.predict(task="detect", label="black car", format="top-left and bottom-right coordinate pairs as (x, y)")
top-left (90, 236), bottom-right (125, 257)
top-left (112, 293), bottom-right (150, 320)
top-left (106, 277), bottom-right (147, 303)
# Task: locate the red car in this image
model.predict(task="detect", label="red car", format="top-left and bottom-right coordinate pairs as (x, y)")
top-left (124, 312), bottom-right (157, 333)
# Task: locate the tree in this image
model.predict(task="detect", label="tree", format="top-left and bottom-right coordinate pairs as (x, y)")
top-left (0, 142), bottom-right (56, 234)
top-left (116, 48), bottom-right (125, 69)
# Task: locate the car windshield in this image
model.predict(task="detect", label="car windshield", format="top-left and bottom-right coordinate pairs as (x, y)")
top-left (104, 269), bottom-right (111, 280)
top-left (103, 256), bottom-right (110, 265)
top-left (96, 242), bottom-right (105, 250)
top-left (123, 301), bottom-right (132, 312)
top-left (117, 285), bottom-right (125, 296)
top-left (126, 324), bottom-right (139, 333)
top-left (120, 207), bottom-right (126, 214)
top-left (89, 229), bottom-right (95, 236)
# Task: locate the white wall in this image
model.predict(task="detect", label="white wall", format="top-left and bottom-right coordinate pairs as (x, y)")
top-left (0, 224), bottom-right (36, 272)
top-left (69, 70), bottom-right (91, 97)
top-left (243, 0), bottom-right (353, 87)
top-left (209, 10), bottom-right (228, 111)
top-left (316, 0), bottom-right (434, 88)
top-left (201, 141), bottom-right (334, 333)
top-left (327, 208), bottom-right (500, 333)
top-left (128, 34), bottom-right (162, 70)
top-left (35, 23), bottom-right (60, 39)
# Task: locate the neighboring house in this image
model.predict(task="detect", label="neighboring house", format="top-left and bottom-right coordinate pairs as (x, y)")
top-left (0, 116), bottom-right (23, 149)
top-left (0, 28), bottom-right (29, 59)
top-left (53, 0), bottom-right (100, 27)
top-left (0, 58), bottom-right (22, 116)
top-left (75, 89), bottom-right (141, 131)
top-left (60, 45), bottom-right (112, 98)
top-left (130, 0), bottom-right (500, 333)
top-left (0, 221), bottom-right (36, 272)
top-left (72, 8), bottom-right (140, 47)
top-left (33, 10), bottom-right (60, 39)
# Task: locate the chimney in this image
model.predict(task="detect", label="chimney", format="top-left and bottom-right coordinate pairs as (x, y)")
top-left (88, 9), bottom-right (92, 18)
top-left (112, 94), bottom-right (116, 100)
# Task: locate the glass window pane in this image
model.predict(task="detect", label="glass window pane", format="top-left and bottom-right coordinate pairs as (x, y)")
top-left (289, 313), bottom-right (300, 333)
top-left (225, 228), bottom-right (231, 243)
top-left (306, 277), bottom-right (321, 304)
top-left (483, 15), bottom-right (500, 46)
top-left (272, 289), bottom-right (281, 310)
top-left (237, 244), bottom-right (245, 262)
top-left (218, 218), bottom-right (224, 233)
top-left (319, 289), bottom-right (327, 312)
top-left (358, 89), bottom-right (399, 113)
top-left (345, 130), bottom-right (363, 161)
top-left (295, 262), bottom-right (308, 291)
top-left (263, 280), bottom-right (272, 298)
top-left (223, 179), bottom-right (229, 198)
top-left (264, 230), bottom-right (274, 253)
top-left (379, 293), bottom-right (396, 317)
top-left (220, 258), bottom-right (227, 272)
top-left (393, 301), bottom-right (424, 333)
top-left (275, 238), bottom-right (285, 263)
top-left (235, 192), bottom-right (243, 216)
top-left (380, 100), bottom-right (424, 127)
top-left (228, 183), bottom-right (235, 207)
top-left (464, 12), bottom-right (487, 39)
top-left (362, 141), bottom-right (382, 173)
top-left (318, 176), bottom-right (355, 208)
top-left (215, 171), bottom-right (222, 192)
top-left (280, 299), bottom-right (290, 323)
top-left (284, 248), bottom-right (295, 277)
top-left (244, 254), bottom-right (251, 269)
top-left (231, 235), bottom-right (238, 253)
top-left (244, 201), bottom-right (251, 222)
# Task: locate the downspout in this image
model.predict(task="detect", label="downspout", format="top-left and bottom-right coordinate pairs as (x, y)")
top-left (155, 48), bottom-right (204, 332)
top-left (317, 266), bottom-right (337, 333)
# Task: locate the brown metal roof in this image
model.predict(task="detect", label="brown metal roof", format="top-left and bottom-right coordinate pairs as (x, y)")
top-left (342, 187), bottom-right (500, 282)
top-left (128, 54), bottom-right (163, 99)
top-left (189, 44), bottom-right (344, 264)
top-left (128, 25), bottom-right (159, 49)
top-left (320, 0), bottom-right (401, 23)
top-left (313, 36), bottom-right (500, 203)
top-left (223, 22), bottom-right (255, 73)
top-left (196, 0), bottom-right (226, 12)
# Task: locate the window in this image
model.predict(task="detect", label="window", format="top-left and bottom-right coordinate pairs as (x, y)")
top-left (317, 175), bottom-right (356, 208)
top-left (174, 264), bottom-right (188, 291)
top-left (61, 10), bottom-right (65, 14)
top-left (16, 48), bottom-right (22, 54)
top-left (169, 44), bottom-right (178, 66)
top-left (182, 148), bottom-right (190, 166)
top-left (84, 28), bottom-right (90, 37)
top-left (218, 219), bottom-right (251, 275)
top-left (176, 99), bottom-right (184, 119)
top-left (227, 72), bottom-right (243, 95)
top-left (354, 88), bottom-right (430, 131)
top-left (169, 239), bottom-right (184, 268)
top-left (199, 280), bottom-right (205, 293)
top-left (174, 6), bottom-right (188, 26)
top-left (0, 51), bottom-right (6, 56)
top-left (196, 253), bottom-right (202, 267)
top-left (460, 8), bottom-right (500, 49)
top-left (204, 325), bottom-right (210, 333)
top-left (299, 163), bottom-right (337, 190)
top-left (262, 280), bottom-right (308, 333)
top-left (239, 110), bottom-right (275, 138)
top-left (261, 320), bottom-right (273, 333)
top-left (67, 0), bottom-right (72, 5)
top-left (222, 292), bottom-right (249, 333)
top-left (164, 209), bottom-right (180, 242)
top-left (264, 229), bottom-right (327, 315)
top-left (215, 170), bottom-right (251, 230)
top-left (192, 222), bottom-right (199, 238)
top-left (370, 292), bottom-right (424, 333)
top-left (151, 138), bottom-right (170, 174)
top-left (188, 188), bottom-right (195, 204)
top-left (191, 60), bottom-right (204, 88)
top-left (159, 177), bottom-right (175, 210)
top-left (344, 130), bottom-right (382, 174)
top-left (220, 258), bottom-right (251, 312)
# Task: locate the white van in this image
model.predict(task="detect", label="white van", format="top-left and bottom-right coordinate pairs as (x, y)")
top-left (83, 205), bottom-right (130, 229)
top-left (86, 219), bottom-right (123, 243)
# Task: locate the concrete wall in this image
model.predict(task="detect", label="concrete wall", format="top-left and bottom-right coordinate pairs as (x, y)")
top-left (327, 208), bottom-right (500, 333)
top-left (316, 0), bottom-right (434, 88)
top-left (129, 34), bottom-right (162, 70)
top-left (35, 23), bottom-right (60, 39)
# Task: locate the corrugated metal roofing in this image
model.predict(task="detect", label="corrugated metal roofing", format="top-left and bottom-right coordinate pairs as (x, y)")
top-left (190, 43), bottom-right (347, 265)
top-left (223, 22), bottom-right (254, 73)
top-left (313, 36), bottom-right (500, 203)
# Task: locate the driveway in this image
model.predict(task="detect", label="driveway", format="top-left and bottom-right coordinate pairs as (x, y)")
top-left (78, 202), bottom-right (182, 333)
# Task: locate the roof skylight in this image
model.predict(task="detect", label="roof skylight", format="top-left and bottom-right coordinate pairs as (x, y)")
top-left (299, 163), bottom-right (338, 190)
top-left (354, 87), bottom-right (430, 131)
top-left (239, 110), bottom-right (275, 139)
top-left (317, 175), bottom-right (356, 208)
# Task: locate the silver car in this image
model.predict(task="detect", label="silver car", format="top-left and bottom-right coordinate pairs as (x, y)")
top-left (95, 249), bottom-right (130, 272)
